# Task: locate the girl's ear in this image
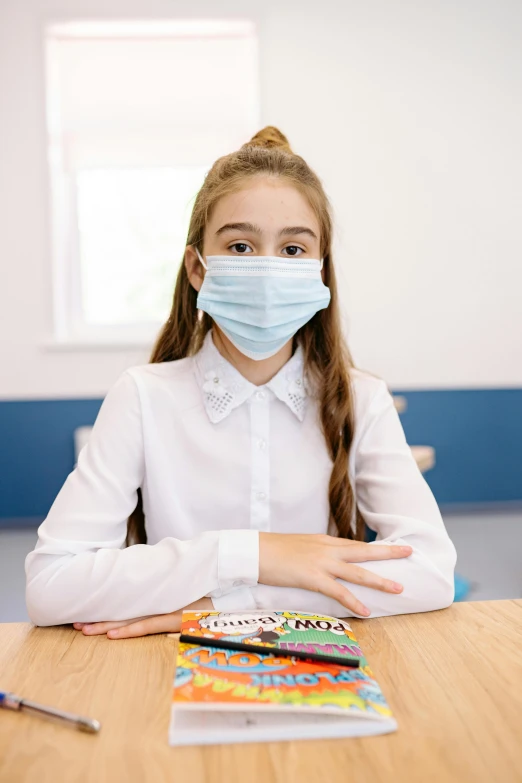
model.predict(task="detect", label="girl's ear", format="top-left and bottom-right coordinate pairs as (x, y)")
top-left (184, 245), bottom-right (205, 292)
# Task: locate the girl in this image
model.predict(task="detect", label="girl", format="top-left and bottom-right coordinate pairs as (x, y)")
top-left (25, 126), bottom-right (456, 639)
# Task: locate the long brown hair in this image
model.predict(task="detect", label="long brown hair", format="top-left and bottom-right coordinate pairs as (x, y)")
top-left (126, 126), bottom-right (365, 546)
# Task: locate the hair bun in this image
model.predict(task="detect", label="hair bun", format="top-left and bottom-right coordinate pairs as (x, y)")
top-left (242, 126), bottom-right (294, 154)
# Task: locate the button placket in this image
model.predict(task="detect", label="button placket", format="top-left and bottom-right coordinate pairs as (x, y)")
top-left (250, 390), bottom-right (270, 533)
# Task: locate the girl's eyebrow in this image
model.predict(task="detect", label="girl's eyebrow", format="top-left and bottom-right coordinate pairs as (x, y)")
top-left (215, 222), bottom-right (318, 240)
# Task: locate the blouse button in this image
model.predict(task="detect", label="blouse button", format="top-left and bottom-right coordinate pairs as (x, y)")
top-left (257, 439), bottom-right (266, 450)
top-left (255, 391), bottom-right (265, 401)
top-left (256, 492), bottom-right (267, 501)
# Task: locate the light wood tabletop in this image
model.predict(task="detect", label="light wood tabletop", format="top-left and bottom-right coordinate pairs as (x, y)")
top-left (1, 600), bottom-right (521, 783)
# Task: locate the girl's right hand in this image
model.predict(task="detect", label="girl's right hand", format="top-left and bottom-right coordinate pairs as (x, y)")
top-left (258, 533), bottom-right (413, 616)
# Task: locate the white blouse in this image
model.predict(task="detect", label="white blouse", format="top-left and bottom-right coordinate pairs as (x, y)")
top-left (25, 329), bottom-right (457, 626)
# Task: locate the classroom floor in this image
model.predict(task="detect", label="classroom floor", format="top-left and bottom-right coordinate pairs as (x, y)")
top-left (1, 511), bottom-right (521, 622)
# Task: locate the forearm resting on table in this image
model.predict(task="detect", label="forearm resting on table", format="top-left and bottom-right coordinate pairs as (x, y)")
top-left (213, 541), bottom-right (456, 618)
top-left (24, 530), bottom-right (254, 626)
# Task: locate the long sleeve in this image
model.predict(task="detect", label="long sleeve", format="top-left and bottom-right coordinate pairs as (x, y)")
top-left (214, 378), bottom-right (456, 618)
top-left (25, 370), bottom-right (259, 626)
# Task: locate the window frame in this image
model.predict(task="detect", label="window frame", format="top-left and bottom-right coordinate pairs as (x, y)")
top-left (43, 18), bottom-right (260, 349)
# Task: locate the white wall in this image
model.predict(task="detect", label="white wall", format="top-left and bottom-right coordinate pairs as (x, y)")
top-left (1, 0), bottom-right (521, 399)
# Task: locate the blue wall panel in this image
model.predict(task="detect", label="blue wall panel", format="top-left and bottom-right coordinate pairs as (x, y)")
top-left (1, 388), bottom-right (521, 521)
top-left (0, 398), bottom-right (102, 519)
top-left (395, 388), bottom-right (522, 504)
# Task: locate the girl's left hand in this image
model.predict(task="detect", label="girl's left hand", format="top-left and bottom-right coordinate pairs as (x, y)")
top-left (73, 598), bottom-right (213, 639)
top-left (73, 614), bottom-right (180, 639)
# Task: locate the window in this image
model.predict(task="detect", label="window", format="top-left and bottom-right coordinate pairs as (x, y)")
top-left (44, 19), bottom-right (260, 345)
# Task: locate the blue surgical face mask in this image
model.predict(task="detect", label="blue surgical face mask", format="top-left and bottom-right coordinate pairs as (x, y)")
top-left (195, 247), bottom-right (331, 360)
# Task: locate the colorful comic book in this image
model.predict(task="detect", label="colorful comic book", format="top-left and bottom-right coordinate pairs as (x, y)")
top-left (169, 611), bottom-right (397, 746)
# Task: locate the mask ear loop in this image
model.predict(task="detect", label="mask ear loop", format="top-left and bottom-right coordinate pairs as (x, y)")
top-left (195, 246), bottom-right (208, 271)
top-left (320, 257), bottom-right (324, 271)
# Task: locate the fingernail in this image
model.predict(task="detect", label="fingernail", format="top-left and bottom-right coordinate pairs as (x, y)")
top-left (400, 546), bottom-right (412, 553)
top-left (83, 625), bottom-right (92, 631)
top-left (392, 583), bottom-right (403, 592)
top-left (108, 630), bottom-right (119, 638)
top-left (361, 607), bottom-right (371, 617)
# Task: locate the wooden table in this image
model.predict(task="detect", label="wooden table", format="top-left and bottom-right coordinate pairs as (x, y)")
top-left (1, 600), bottom-right (521, 783)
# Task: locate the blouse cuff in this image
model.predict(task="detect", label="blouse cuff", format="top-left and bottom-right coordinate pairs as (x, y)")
top-left (210, 529), bottom-right (259, 597)
top-left (212, 585), bottom-right (258, 611)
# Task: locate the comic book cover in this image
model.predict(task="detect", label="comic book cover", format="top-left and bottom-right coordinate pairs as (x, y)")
top-left (179, 609), bottom-right (367, 667)
top-left (172, 611), bottom-right (393, 720)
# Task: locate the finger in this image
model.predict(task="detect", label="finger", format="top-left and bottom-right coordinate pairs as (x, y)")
top-left (333, 563), bottom-right (404, 594)
top-left (73, 623), bottom-right (84, 629)
top-left (313, 575), bottom-right (371, 617)
top-left (108, 614), bottom-right (179, 639)
top-left (81, 617), bottom-right (149, 635)
top-left (336, 543), bottom-right (413, 563)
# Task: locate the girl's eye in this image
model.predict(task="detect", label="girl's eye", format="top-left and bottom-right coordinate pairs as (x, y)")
top-left (228, 243), bottom-right (304, 256)
top-left (282, 246), bottom-right (304, 256)
top-left (229, 243), bottom-right (253, 254)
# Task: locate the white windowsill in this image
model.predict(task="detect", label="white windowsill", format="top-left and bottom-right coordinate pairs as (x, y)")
top-left (41, 338), bottom-right (155, 352)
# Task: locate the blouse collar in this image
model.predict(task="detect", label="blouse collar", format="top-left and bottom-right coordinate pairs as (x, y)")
top-left (194, 329), bottom-right (310, 424)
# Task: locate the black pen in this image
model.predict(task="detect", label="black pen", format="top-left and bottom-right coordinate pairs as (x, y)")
top-left (179, 634), bottom-right (360, 668)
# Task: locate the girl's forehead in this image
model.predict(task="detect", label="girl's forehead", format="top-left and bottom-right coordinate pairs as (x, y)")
top-left (208, 178), bottom-right (319, 234)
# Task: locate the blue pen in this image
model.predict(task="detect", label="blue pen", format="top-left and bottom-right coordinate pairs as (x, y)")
top-left (0, 691), bottom-right (100, 733)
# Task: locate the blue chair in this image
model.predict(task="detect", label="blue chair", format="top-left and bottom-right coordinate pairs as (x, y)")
top-left (454, 573), bottom-right (471, 602)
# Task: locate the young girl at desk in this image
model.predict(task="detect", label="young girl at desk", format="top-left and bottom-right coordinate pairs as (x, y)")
top-left (25, 127), bottom-right (456, 638)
